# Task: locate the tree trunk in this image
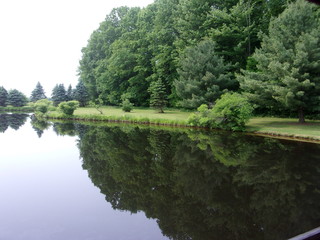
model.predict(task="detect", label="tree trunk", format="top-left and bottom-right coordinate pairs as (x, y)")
top-left (298, 108), bottom-right (305, 124)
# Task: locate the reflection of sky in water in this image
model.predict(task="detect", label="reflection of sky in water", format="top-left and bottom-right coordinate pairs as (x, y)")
top-left (0, 121), bottom-right (167, 240)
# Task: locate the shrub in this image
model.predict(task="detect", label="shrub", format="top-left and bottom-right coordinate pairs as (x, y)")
top-left (34, 99), bottom-right (52, 115)
top-left (187, 104), bottom-right (216, 128)
top-left (58, 101), bottom-right (79, 115)
top-left (121, 99), bottom-right (133, 112)
top-left (212, 93), bottom-right (253, 131)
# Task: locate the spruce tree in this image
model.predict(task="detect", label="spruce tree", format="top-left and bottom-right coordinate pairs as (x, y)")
top-left (30, 82), bottom-right (46, 102)
top-left (0, 86), bottom-right (8, 107)
top-left (74, 81), bottom-right (89, 107)
top-left (51, 84), bottom-right (67, 106)
top-left (7, 89), bottom-right (28, 107)
top-left (238, 0), bottom-right (320, 123)
top-left (148, 79), bottom-right (167, 113)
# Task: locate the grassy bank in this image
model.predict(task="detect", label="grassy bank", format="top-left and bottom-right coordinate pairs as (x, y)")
top-left (246, 117), bottom-right (320, 141)
top-left (45, 107), bottom-right (320, 142)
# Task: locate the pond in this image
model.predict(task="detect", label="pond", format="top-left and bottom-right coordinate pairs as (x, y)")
top-left (0, 114), bottom-right (319, 240)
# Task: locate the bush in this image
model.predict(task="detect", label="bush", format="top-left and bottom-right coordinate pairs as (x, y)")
top-left (212, 93), bottom-right (253, 131)
top-left (187, 93), bottom-right (253, 131)
top-left (187, 104), bottom-right (216, 128)
top-left (34, 99), bottom-right (52, 115)
top-left (58, 101), bottom-right (79, 115)
top-left (121, 99), bottom-right (133, 112)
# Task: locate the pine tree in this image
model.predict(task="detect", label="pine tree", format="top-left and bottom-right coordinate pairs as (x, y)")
top-left (174, 40), bottom-right (236, 109)
top-left (51, 84), bottom-right (67, 106)
top-left (30, 82), bottom-right (46, 102)
top-left (0, 86), bottom-right (8, 107)
top-left (66, 85), bottom-right (73, 101)
top-left (148, 79), bottom-right (167, 113)
top-left (7, 89), bottom-right (28, 107)
top-left (238, 0), bottom-right (320, 123)
top-left (74, 81), bottom-right (89, 107)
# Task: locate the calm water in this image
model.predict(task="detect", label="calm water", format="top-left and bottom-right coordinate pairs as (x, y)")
top-left (0, 114), bottom-right (320, 240)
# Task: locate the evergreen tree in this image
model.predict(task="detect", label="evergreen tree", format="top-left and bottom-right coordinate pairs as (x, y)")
top-left (148, 79), bottom-right (167, 113)
top-left (0, 86), bottom-right (8, 107)
top-left (74, 81), bottom-right (89, 107)
top-left (66, 84), bottom-right (73, 101)
top-left (6, 89), bottom-right (28, 107)
top-left (30, 82), bottom-right (46, 102)
top-left (174, 40), bottom-right (236, 109)
top-left (238, 0), bottom-right (320, 123)
top-left (51, 84), bottom-right (67, 106)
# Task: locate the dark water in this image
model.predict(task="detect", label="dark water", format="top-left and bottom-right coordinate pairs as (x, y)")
top-left (0, 114), bottom-right (320, 240)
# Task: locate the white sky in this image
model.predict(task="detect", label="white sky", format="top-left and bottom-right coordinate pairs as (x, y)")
top-left (0, 0), bottom-right (154, 97)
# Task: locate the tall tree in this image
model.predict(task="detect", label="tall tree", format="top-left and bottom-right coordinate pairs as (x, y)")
top-left (66, 84), bottom-right (73, 101)
top-left (6, 89), bottom-right (28, 107)
top-left (174, 40), bottom-right (236, 109)
top-left (74, 81), bottom-right (89, 107)
top-left (0, 86), bottom-right (8, 107)
top-left (30, 82), bottom-right (46, 102)
top-left (148, 79), bottom-right (168, 113)
top-left (238, 0), bottom-right (320, 123)
top-left (51, 84), bottom-right (67, 106)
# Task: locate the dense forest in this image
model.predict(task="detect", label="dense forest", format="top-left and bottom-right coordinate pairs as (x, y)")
top-left (78, 0), bottom-right (320, 121)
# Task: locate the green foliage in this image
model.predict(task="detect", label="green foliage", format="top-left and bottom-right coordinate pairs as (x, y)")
top-left (238, 0), bottom-right (320, 123)
top-left (6, 89), bottom-right (28, 107)
top-left (58, 101), bottom-right (79, 116)
top-left (51, 84), bottom-right (67, 106)
top-left (187, 104), bottom-right (216, 128)
top-left (30, 82), bottom-right (46, 102)
top-left (212, 92), bottom-right (253, 131)
top-left (34, 99), bottom-right (52, 115)
top-left (121, 99), bottom-right (133, 112)
top-left (175, 40), bottom-right (236, 109)
top-left (148, 79), bottom-right (167, 113)
top-left (0, 86), bottom-right (8, 107)
top-left (187, 93), bottom-right (253, 131)
top-left (206, 0), bottom-right (255, 69)
top-left (74, 81), bottom-right (89, 107)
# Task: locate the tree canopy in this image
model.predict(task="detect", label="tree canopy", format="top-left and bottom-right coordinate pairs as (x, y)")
top-left (238, 0), bottom-right (320, 122)
top-left (75, 0), bottom-right (319, 121)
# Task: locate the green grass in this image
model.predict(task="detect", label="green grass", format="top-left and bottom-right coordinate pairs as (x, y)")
top-left (46, 106), bottom-right (191, 126)
top-left (74, 106), bottom-right (191, 121)
top-left (247, 117), bottom-right (320, 140)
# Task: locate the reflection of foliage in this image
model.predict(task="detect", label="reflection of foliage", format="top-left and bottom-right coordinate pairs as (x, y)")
top-left (77, 125), bottom-right (320, 240)
top-left (0, 114), bottom-right (9, 132)
top-left (53, 122), bottom-right (77, 136)
top-left (0, 114), bottom-right (28, 131)
top-left (31, 118), bottom-right (51, 138)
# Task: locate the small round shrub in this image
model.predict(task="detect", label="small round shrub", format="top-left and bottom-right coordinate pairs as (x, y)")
top-left (58, 101), bottom-right (79, 115)
top-left (122, 99), bottom-right (133, 112)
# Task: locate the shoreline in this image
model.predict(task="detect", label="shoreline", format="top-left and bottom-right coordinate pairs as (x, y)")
top-left (43, 114), bottom-right (320, 144)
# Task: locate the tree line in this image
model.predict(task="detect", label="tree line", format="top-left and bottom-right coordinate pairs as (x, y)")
top-left (78, 0), bottom-right (320, 122)
top-left (0, 81), bottom-right (89, 108)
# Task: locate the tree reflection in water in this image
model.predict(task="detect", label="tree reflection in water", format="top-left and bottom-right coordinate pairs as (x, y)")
top-left (53, 123), bottom-right (320, 240)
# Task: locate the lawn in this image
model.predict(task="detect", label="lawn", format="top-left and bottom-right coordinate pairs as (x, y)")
top-left (247, 117), bottom-right (320, 140)
top-left (74, 106), bottom-right (191, 122)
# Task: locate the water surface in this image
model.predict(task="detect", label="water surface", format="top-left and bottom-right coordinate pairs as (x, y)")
top-left (1, 114), bottom-right (320, 240)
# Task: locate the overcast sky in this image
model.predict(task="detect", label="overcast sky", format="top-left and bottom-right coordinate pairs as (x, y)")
top-left (0, 0), bottom-right (154, 97)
